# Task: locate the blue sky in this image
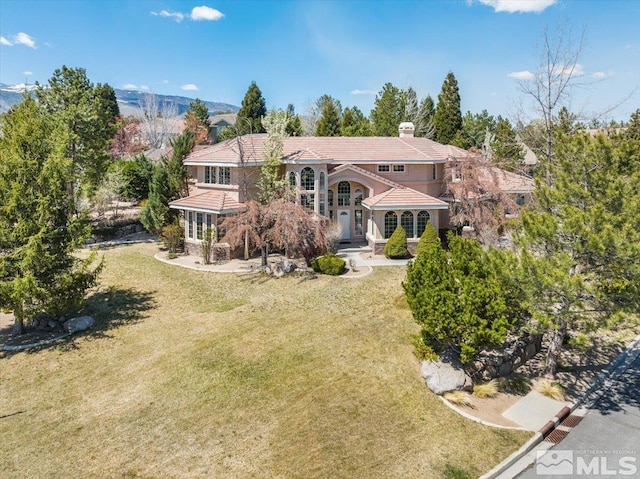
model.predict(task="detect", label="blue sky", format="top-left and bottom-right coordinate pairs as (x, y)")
top-left (1, 0), bottom-right (638, 122)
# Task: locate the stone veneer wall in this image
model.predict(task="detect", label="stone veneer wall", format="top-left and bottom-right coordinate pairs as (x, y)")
top-left (184, 241), bottom-right (231, 262)
top-left (466, 334), bottom-right (543, 381)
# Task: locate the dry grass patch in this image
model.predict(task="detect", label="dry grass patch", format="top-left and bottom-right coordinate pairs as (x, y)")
top-left (443, 390), bottom-right (473, 407)
top-left (534, 378), bottom-right (565, 401)
top-left (473, 380), bottom-right (499, 398)
top-left (0, 243), bottom-right (530, 479)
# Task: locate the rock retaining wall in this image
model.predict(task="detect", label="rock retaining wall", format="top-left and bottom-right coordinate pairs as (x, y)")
top-left (467, 334), bottom-right (543, 381)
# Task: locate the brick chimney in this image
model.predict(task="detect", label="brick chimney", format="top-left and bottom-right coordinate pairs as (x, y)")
top-left (399, 122), bottom-right (415, 138)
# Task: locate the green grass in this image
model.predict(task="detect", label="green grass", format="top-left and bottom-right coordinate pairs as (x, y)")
top-left (0, 243), bottom-right (530, 478)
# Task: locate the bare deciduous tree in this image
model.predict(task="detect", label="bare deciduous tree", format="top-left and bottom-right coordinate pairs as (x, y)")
top-left (138, 93), bottom-right (179, 149)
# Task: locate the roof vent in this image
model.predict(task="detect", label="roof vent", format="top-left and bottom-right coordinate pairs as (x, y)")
top-left (399, 122), bottom-right (415, 138)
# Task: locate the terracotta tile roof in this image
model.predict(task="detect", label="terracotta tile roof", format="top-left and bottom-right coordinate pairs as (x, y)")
top-left (328, 163), bottom-right (404, 189)
top-left (184, 135), bottom-right (472, 165)
top-left (169, 190), bottom-right (245, 214)
top-left (362, 187), bottom-right (449, 210)
top-left (485, 167), bottom-right (534, 193)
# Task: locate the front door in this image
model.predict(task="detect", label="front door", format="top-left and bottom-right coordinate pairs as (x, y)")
top-left (338, 210), bottom-right (351, 240)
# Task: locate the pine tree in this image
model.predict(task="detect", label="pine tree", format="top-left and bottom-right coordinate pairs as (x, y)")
top-left (285, 104), bottom-right (303, 136)
top-left (404, 234), bottom-right (524, 363)
top-left (433, 72), bottom-right (462, 145)
top-left (340, 106), bottom-right (372, 136)
top-left (384, 225), bottom-right (409, 259)
top-left (314, 95), bottom-right (342, 137)
top-left (237, 81), bottom-right (267, 135)
top-left (416, 95), bottom-right (436, 138)
top-left (36, 66), bottom-right (119, 193)
top-left (491, 116), bottom-right (524, 171)
top-left (0, 96), bottom-right (102, 335)
top-left (140, 165), bottom-right (172, 234)
top-left (184, 98), bottom-right (211, 144)
top-left (162, 132), bottom-right (194, 200)
top-left (370, 82), bottom-right (405, 136)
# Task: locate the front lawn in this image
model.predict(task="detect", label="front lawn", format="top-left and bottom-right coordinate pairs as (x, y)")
top-left (0, 243), bottom-right (530, 478)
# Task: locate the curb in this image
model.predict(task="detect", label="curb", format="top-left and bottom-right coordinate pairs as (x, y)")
top-left (0, 332), bottom-right (71, 352)
top-left (479, 333), bottom-right (640, 479)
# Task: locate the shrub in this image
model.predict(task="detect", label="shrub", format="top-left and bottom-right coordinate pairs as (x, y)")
top-left (161, 221), bottom-right (183, 254)
top-left (200, 228), bottom-right (215, 264)
top-left (384, 225), bottom-right (409, 259)
top-left (498, 376), bottom-right (531, 395)
top-left (416, 221), bottom-right (439, 256)
top-left (534, 378), bottom-right (565, 401)
top-left (443, 390), bottom-right (472, 407)
top-left (473, 380), bottom-right (499, 398)
top-left (311, 255), bottom-right (346, 276)
top-left (412, 334), bottom-right (438, 361)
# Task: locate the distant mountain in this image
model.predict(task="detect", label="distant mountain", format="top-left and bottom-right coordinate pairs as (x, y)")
top-left (0, 83), bottom-right (239, 116)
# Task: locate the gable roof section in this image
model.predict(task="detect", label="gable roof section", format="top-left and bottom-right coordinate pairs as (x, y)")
top-left (328, 163), bottom-right (404, 189)
top-left (362, 187), bottom-right (448, 211)
top-left (169, 190), bottom-right (245, 214)
top-left (184, 135), bottom-right (472, 166)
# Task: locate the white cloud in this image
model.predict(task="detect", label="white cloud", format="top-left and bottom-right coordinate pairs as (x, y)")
top-left (150, 10), bottom-right (185, 22)
top-left (350, 89), bottom-right (376, 95)
top-left (122, 83), bottom-right (138, 90)
top-left (190, 6), bottom-right (224, 21)
top-left (14, 32), bottom-right (36, 48)
top-left (508, 70), bottom-right (535, 80)
top-left (592, 71), bottom-right (614, 79)
top-left (152, 6), bottom-right (224, 22)
top-left (553, 63), bottom-right (585, 77)
top-left (23, 70), bottom-right (33, 76)
top-left (0, 36), bottom-right (12, 46)
top-left (181, 84), bottom-right (199, 91)
top-left (477, 0), bottom-right (556, 13)
top-left (141, 85), bottom-right (149, 90)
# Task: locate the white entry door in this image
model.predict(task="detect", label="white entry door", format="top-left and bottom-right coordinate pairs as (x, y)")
top-left (338, 210), bottom-right (351, 240)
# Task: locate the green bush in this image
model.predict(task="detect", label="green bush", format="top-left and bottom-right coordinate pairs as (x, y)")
top-left (311, 255), bottom-right (346, 275)
top-left (416, 221), bottom-right (439, 256)
top-left (384, 225), bottom-right (409, 259)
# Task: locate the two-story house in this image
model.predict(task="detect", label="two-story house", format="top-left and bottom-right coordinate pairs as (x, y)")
top-left (169, 122), bottom-right (533, 257)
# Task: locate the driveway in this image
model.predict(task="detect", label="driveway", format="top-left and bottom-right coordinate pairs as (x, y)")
top-left (519, 354), bottom-right (640, 478)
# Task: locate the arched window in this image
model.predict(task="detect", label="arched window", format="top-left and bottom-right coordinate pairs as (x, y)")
top-left (288, 171), bottom-right (296, 187)
top-left (384, 211), bottom-right (397, 239)
top-left (338, 181), bottom-right (350, 206)
top-left (401, 211), bottom-right (414, 238)
top-left (301, 167), bottom-right (315, 191)
top-left (417, 211), bottom-right (430, 236)
top-left (319, 171), bottom-right (325, 190)
top-left (328, 190), bottom-right (334, 206)
top-left (354, 188), bottom-right (363, 206)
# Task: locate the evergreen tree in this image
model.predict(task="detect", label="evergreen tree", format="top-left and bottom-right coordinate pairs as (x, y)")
top-left (285, 104), bottom-right (303, 136)
top-left (162, 131), bottom-right (194, 200)
top-left (491, 116), bottom-right (524, 171)
top-left (370, 82), bottom-right (405, 136)
top-left (403, 87), bottom-right (419, 124)
top-left (625, 108), bottom-right (640, 141)
top-left (416, 222), bottom-right (439, 256)
top-left (416, 95), bottom-right (436, 138)
top-left (140, 165), bottom-right (172, 234)
top-left (314, 95), bottom-right (342, 137)
top-left (517, 132), bottom-right (640, 376)
top-left (340, 106), bottom-right (372, 136)
top-left (459, 110), bottom-right (496, 150)
top-left (384, 225), bottom-right (409, 259)
top-left (237, 81), bottom-right (267, 135)
top-left (184, 98), bottom-right (211, 144)
top-left (404, 234), bottom-right (524, 363)
top-left (433, 72), bottom-right (462, 145)
top-left (0, 96), bottom-right (102, 335)
top-left (36, 66), bottom-right (119, 193)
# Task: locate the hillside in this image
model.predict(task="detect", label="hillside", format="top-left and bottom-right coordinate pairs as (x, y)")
top-left (0, 83), bottom-right (238, 116)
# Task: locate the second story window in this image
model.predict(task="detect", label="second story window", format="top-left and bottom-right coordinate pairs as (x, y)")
top-left (301, 167), bottom-right (315, 191)
top-left (203, 166), bottom-right (231, 185)
top-left (393, 164), bottom-right (405, 173)
top-left (377, 165), bottom-right (390, 173)
top-left (338, 181), bottom-right (350, 206)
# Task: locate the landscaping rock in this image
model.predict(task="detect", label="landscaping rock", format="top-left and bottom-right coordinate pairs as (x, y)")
top-left (283, 260), bottom-right (297, 274)
top-left (421, 358), bottom-right (472, 395)
top-left (63, 316), bottom-right (95, 333)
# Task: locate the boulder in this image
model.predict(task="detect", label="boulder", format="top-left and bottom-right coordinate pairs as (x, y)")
top-left (283, 260), bottom-right (297, 274)
top-left (421, 358), bottom-right (472, 395)
top-left (63, 316), bottom-right (95, 334)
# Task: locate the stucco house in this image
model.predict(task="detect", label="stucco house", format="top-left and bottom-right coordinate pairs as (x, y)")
top-left (169, 122), bottom-right (533, 257)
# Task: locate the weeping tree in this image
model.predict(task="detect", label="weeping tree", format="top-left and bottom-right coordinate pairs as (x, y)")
top-left (0, 96), bottom-right (102, 335)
